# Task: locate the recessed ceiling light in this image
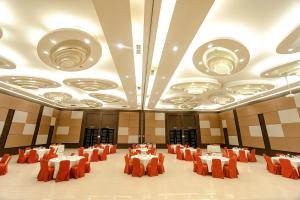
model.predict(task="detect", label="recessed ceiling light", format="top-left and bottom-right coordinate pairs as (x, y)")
top-left (84, 38), bottom-right (90, 44)
top-left (297, 61), bottom-right (300, 64)
top-left (117, 43), bottom-right (124, 49)
top-left (234, 49), bottom-right (239, 52)
top-left (161, 76), bottom-right (166, 80)
top-left (288, 48), bottom-right (294, 52)
top-left (43, 51), bottom-right (49, 55)
top-left (125, 75), bottom-right (129, 78)
top-left (198, 61), bottom-right (203, 65)
top-left (208, 44), bottom-right (213, 48)
top-left (172, 46), bottom-right (178, 52)
top-left (239, 58), bottom-right (244, 63)
top-left (89, 58), bottom-right (94, 62)
top-left (50, 39), bottom-right (57, 44)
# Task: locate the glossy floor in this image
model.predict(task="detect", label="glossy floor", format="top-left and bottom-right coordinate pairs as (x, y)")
top-left (0, 149), bottom-right (300, 200)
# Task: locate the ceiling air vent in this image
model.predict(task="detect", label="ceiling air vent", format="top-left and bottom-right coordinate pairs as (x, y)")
top-left (136, 44), bottom-right (141, 54)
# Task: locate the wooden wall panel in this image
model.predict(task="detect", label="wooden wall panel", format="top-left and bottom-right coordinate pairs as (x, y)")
top-left (144, 112), bottom-right (165, 144)
top-left (198, 113), bottom-right (223, 144)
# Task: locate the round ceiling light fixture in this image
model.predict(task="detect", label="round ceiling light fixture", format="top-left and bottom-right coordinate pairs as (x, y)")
top-left (225, 80), bottom-right (275, 96)
top-left (0, 56), bottom-right (16, 69)
top-left (170, 79), bottom-right (221, 95)
top-left (43, 92), bottom-right (72, 103)
top-left (261, 60), bottom-right (300, 77)
top-left (0, 76), bottom-right (60, 89)
top-left (37, 28), bottom-right (101, 71)
top-left (63, 78), bottom-right (118, 91)
top-left (163, 95), bottom-right (202, 110)
top-left (193, 39), bottom-right (250, 76)
top-left (209, 93), bottom-right (235, 105)
top-left (80, 99), bottom-right (103, 108)
top-left (89, 93), bottom-right (125, 104)
top-left (276, 26), bottom-right (300, 54)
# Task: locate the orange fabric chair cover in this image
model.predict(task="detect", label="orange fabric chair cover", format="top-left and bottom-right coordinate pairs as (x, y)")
top-left (78, 147), bottom-right (84, 156)
top-left (146, 157), bottom-right (159, 177)
top-left (124, 154), bottom-right (133, 174)
top-left (128, 147), bottom-right (132, 154)
top-left (263, 154), bottom-right (281, 175)
top-left (90, 149), bottom-right (99, 162)
top-left (132, 158), bottom-right (144, 177)
top-left (100, 150), bottom-right (107, 161)
top-left (247, 149), bottom-right (257, 162)
top-left (85, 161), bottom-right (91, 173)
top-left (224, 157), bottom-right (238, 178)
top-left (136, 144), bottom-right (141, 148)
top-left (0, 155), bottom-right (11, 176)
top-left (212, 159), bottom-right (224, 179)
top-left (176, 149), bottom-right (184, 160)
top-left (110, 145), bottom-right (117, 154)
top-left (238, 150), bottom-right (248, 162)
top-left (175, 145), bottom-right (181, 154)
top-left (132, 144), bottom-right (136, 149)
top-left (27, 150), bottom-right (39, 163)
top-left (37, 158), bottom-right (54, 181)
top-left (279, 158), bottom-right (299, 180)
top-left (104, 146), bottom-right (110, 154)
top-left (227, 149), bottom-right (235, 158)
top-left (49, 147), bottom-right (55, 155)
top-left (136, 149), bottom-right (141, 154)
top-left (167, 144), bottom-right (173, 154)
top-left (196, 148), bottom-right (202, 155)
top-left (157, 153), bottom-right (165, 174)
top-left (184, 149), bottom-right (194, 161)
top-left (17, 149), bottom-right (28, 163)
top-left (71, 158), bottom-right (86, 179)
top-left (194, 157), bottom-right (208, 176)
top-left (55, 160), bottom-right (70, 182)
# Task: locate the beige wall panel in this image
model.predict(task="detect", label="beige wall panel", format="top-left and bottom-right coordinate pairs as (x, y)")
top-left (129, 112), bottom-right (139, 120)
top-left (119, 112), bottom-right (130, 120)
top-left (26, 113), bottom-right (38, 124)
top-left (285, 138), bottom-right (300, 152)
top-left (128, 119), bottom-right (139, 128)
top-left (0, 108), bottom-right (8, 121)
top-left (269, 138), bottom-right (287, 151)
top-left (118, 135), bottom-right (128, 143)
top-left (53, 109), bottom-right (60, 118)
top-left (5, 135), bottom-right (33, 148)
top-left (38, 125), bottom-right (50, 135)
top-left (156, 136), bottom-right (165, 144)
top-left (69, 119), bottom-right (83, 127)
top-left (227, 125), bottom-right (237, 136)
top-left (200, 128), bottom-right (211, 137)
top-left (155, 120), bottom-right (165, 128)
top-left (238, 115), bottom-right (259, 126)
top-left (118, 119), bottom-right (129, 127)
top-left (282, 123), bottom-right (300, 137)
top-left (59, 111), bottom-right (71, 119)
top-left (239, 126), bottom-right (251, 137)
top-left (145, 112), bottom-right (154, 120)
top-left (54, 135), bottom-right (80, 143)
top-left (264, 111), bottom-right (280, 124)
top-left (57, 118), bottom-right (71, 126)
top-left (273, 97), bottom-right (296, 111)
top-left (209, 119), bottom-right (220, 128)
top-left (9, 123), bottom-right (24, 135)
top-left (128, 127), bottom-right (139, 135)
top-left (242, 137), bottom-right (264, 148)
top-left (68, 125), bottom-right (81, 136)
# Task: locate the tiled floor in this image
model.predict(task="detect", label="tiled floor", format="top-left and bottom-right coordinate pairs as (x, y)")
top-left (0, 149), bottom-right (300, 200)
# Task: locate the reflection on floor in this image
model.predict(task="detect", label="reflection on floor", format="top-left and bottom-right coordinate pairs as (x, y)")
top-left (0, 149), bottom-right (300, 200)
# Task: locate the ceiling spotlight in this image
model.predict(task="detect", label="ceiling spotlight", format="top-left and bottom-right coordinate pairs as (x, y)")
top-left (198, 61), bottom-right (203, 65)
top-left (125, 75), bottom-right (129, 78)
top-left (117, 43), bottom-right (124, 49)
top-left (234, 49), bottom-right (239, 53)
top-left (50, 39), bottom-right (57, 44)
top-left (161, 76), bottom-right (166, 80)
top-left (288, 48), bottom-right (294, 52)
top-left (84, 38), bottom-right (90, 44)
top-left (89, 58), bottom-right (94, 62)
top-left (172, 46), bottom-right (178, 52)
top-left (208, 44), bottom-right (213, 48)
top-left (43, 51), bottom-right (49, 55)
top-left (239, 58), bottom-right (244, 63)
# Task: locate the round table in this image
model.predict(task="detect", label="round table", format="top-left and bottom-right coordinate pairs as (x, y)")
top-left (171, 144), bottom-right (184, 152)
top-left (200, 155), bottom-right (229, 172)
top-left (25, 148), bottom-right (50, 161)
top-left (84, 148), bottom-right (104, 161)
top-left (132, 148), bottom-right (148, 154)
top-left (131, 154), bottom-right (158, 166)
top-left (232, 148), bottom-right (250, 158)
top-left (180, 148), bottom-right (196, 156)
top-left (271, 156), bottom-right (300, 175)
top-left (48, 156), bottom-right (84, 178)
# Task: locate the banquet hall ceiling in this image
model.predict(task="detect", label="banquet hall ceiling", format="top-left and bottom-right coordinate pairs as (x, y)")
top-left (0, 0), bottom-right (300, 111)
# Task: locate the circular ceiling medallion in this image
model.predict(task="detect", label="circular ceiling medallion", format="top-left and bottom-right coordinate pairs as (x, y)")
top-left (0, 56), bottom-right (16, 69)
top-left (225, 80), bottom-right (275, 95)
top-left (89, 93), bottom-right (124, 103)
top-left (261, 60), bottom-right (300, 77)
top-left (80, 99), bottom-right (103, 108)
top-left (209, 93), bottom-right (235, 105)
top-left (163, 95), bottom-right (202, 109)
top-left (63, 78), bottom-right (118, 91)
top-left (43, 92), bottom-right (72, 103)
top-left (276, 26), bottom-right (300, 54)
top-left (171, 79), bottom-right (221, 95)
top-left (193, 39), bottom-right (250, 76)
top-left (0, 76), bottom-right (60, 89)
top-left (37, 28), bottom-right (101, 71)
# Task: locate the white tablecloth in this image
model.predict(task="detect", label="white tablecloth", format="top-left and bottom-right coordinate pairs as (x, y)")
top-left (84, 148), bottom-right (104, 161)
top-left (171, 144), bottom-right (184, 152)
top-left (49, 156), bottom-right (84, 178)
top-left (232, 148), bottom-right (250, 158)
top-left (207, 145), bottom-right (221, 153)
top-left (101, 144), bottom-right (113, 152)
top-left (131, 154), bottom-right (158, 166)
top-left (200, 156), bottom-right (229, 172)
top-left (25, 148), bottom-right (50, 161)
top-left (180, 148), bottom-right (196, 156)
top-left (50, 145), bottom-right (65, 154)
top-left (271, 156), bottom-right (300, 174)
top-left (132, 148), bottom-right (148, 154)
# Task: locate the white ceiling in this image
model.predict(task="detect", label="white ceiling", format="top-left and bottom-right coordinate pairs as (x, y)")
top-left (0, 0), bottom-right (300, 111)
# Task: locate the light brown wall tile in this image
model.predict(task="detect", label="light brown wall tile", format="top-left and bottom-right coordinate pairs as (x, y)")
top-left (281, 123), bottom-right (300, 138)
top-left (9, 123), bottom-right (24, 135)
top-left (118, 135), bottom-right (128, 143)
top-left (264, 111), bottom-right (280, 124)
top-left (5, 135), bottom-right (33, 148)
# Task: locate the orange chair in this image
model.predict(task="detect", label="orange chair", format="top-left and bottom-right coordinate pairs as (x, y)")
top-left (176, 149), bottom-right (184, 160)
top-left (17, 149), bottom-right (28, 163)
top-left (212, 159), bottom-right (224, 179)
top-left (132, 144), bottom-right (136, 149)
top-left (110, 145), bottom-right (117, 154)
top-left (136, 144), bottom-right (141, 148)
top-left (167, 144), bottom-right (173, 154)
top-left (223, 157), bottom-right (238, 178)
top-left (175, 145), bottom-right (181, 154)
top-left (0, 154), bottom-right (11, 176)
top-left (158, 153), bottom-right (165, 174)
top-left (194, 157), bottom-right (208, 176)
top-left (27, 150), bottom-right (39, 163)
top-left (37, 158), bottom-right (54, 181)
top-left (279, 158), bottom-right (299, 180)
top-left (185, 149), bottom-right (194, 161)
top-left (132, 158), bottom-right (144, 177)
top-left (136, 149), bottom-right (142, 154)
top-left (124, 154), bottom-right (133, 174)
top-left (104, 146), bottom-right (110, 155)
top-left (146, 157), bottom-right (159, 177)
top-left (238, 150), bottom-right (248, 162)
top-left (100, 151), bottom-right (107, 161)
top-left (263, 154), bottom-right (281, 175)
top-left (227, 149), bottom-right (235, 158)
top-left (247, 149), bottom-right (257, 162)
top-left (55, 160), bottom-right (70, 182)
top-left (78, 147), bottom-right (84, 156)
top-left (85, 159), bottom-right (91, 173)
top-left (196, 148), bottom-right (202, 155)
top-left (71, 158), bottom-right (86, 179)
top-left (128, 147), bottom-right (132, 154)
top-left (90, 149), bottom-right (99, 162)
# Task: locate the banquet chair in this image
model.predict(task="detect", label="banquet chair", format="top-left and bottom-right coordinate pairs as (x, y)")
top-left (194, 157), bottom-right (208, 176)
top-left (91, 149), bottom-right (99, 162)
top-left (136, 144), bottom-right (141, 148)
top-left (176, 149), bottom-right (184, 160)
top-left (223, 157), bottom-right (238, 178)
top-left (0, 154), bottom-right (11, 176)
top-left (150, 148), bottom-right (156, 155)
top-left (110, 145), bottom-right (117, 154)
top-left (212, 159), bottom-right (224, 179)
top-left (132, 144), bottom-right (136, 149)
top-left (196, 148), bottom-right (202, 155)
top-left (49, 147), bottom-right (55, 155)
top-left (132, 158), bottom-right (144, 177)
top-left (247, 149), bottom-right (257, 162)
top-left (167, 144), bottom-right (173, 154)
top-left (136, 149), bottom-right (142, 154)
top-left (263, 154), bottom-right (281, 175)
top-left (279, 158), bottom-right (299, 180)
top-left (71, 158), bottom-right (86, 179)
top-left (17, 149), bottom-right (28, 163)
top-left (100, 151), bottom-right (107, 161)
top-left (37, 158), bottom-right (54, 181)
top-left (146, 157), bottom-right (159, 177)
top-left (128, 147), bottom-right (132, 154)
top-left (238, 150), bottom-right (248, 162)
top-left (227, 149), bottom-right (235, 158)
top-left (124, 154), bottom-right (133, 174)
top-left (185, 149), bottom-right (194, 161)
top-left (55, 160), bottom-right (70, 182)
top-left (104, 146), bottom-right (110, 155)
top-left (78, 147), bottom-right (84, 156)
top-left (27, 150), bottom-right (39, 163)
top-left (25, 147), bottom-right (31, 150)
top-left (158, 153), bottom-right (165, 174)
